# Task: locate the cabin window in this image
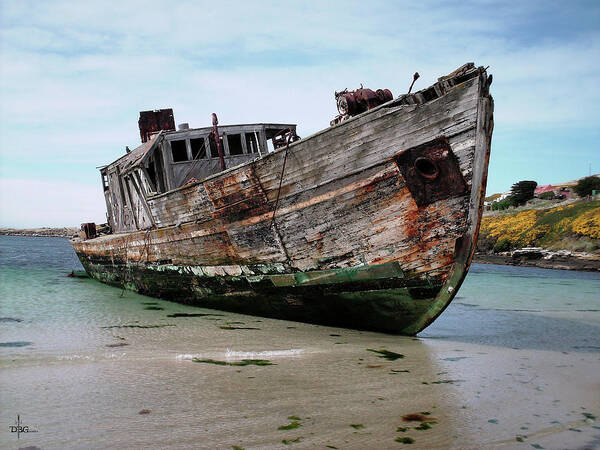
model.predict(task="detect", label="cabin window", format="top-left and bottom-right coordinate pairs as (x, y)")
top-left (227, 134), bottom-right (243, 155)
top-left (101, 172), bottom-right (109, 191)
top-left (190, 138), bottom-right (206, 159)
top-left (245, 133), bottom-right (259, 153)
top-left (171, 140), bottom-right (188, 162)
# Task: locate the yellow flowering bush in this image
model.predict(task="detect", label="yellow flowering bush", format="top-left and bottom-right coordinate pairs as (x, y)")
top-left (480, 200), bottom-right (600, 249)
top-left (481, 210), bottom-right (540, 243)
top-left (522, 224), bottom-right (551, 245)
top-left (571, 208), bottom-right (600, 239)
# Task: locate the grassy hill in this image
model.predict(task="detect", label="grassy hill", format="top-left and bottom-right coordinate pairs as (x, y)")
top-left (478, 200), bottom-right (600, 253)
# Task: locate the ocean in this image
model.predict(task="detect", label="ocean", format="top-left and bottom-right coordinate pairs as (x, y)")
top-left (1, 235), bottom-right (599, 449)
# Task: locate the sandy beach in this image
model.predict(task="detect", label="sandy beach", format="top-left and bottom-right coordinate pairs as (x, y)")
top-left (1, 237), bottom-right (599, 449)
top-left (2, 306), bottom-right (599, 449)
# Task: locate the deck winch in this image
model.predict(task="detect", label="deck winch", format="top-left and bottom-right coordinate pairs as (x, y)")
top-left (331, 86), bottom-right (393, 125)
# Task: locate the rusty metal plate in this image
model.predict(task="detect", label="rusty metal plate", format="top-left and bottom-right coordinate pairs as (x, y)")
top-left (395, 137), bottom-right (467, 207)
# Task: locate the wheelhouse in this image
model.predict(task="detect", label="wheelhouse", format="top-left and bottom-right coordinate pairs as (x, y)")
top-left (99, 108), bottom-right (297, 233)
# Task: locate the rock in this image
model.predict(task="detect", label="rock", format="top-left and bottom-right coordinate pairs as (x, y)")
top-left (512, 247), bottom-right (544, 260)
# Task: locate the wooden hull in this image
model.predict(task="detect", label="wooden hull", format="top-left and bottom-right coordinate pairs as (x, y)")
top-left (73, 66), bottom-right (493, 335)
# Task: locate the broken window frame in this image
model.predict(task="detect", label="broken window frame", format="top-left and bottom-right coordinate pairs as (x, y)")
top-left (226, 133), bottom-right (244, 156)
top-left (170, 139), bottom-right (189, 163)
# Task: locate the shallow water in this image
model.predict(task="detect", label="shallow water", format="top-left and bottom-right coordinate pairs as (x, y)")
top-left (1, 236), bottom-right (599, 449)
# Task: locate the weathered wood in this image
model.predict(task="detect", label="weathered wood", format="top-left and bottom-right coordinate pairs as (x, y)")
top-left (130, 171), bottom-right (155, 227)
top-left (73, 64), bottom-right (494, 334)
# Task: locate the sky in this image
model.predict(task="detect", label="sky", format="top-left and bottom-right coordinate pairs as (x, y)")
top-left (0, 0), bottom-right (599, 227)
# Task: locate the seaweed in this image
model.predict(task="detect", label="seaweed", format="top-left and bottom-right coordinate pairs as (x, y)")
top-left (395, 437), bottom-right (414, 444)
top-left (0, 317), bottom-right (23, 323)
top-left (232, 446), bottom-right (245, 450)
top-left (144, 306), bottom-right (164, 310)
top-left (219, 326), bottom-right (261, 330)
top-left (0, 341), bottom-right (32, 347)
top-left (366, 349), bottom-right (404, 360)
top-left (390, 369), bottom-right (410, 373)
top-left (287, 416), bottom-right (301, 421)
top-left (396, 427), bottom-right (408, 432)
top-left (282, 437), bottom-right (302, 445)
top-left (101, 324), bottom-right (174, 329)
top-left (402, 414), bottom-right (431, 422)
top-left (278, 421), bottom-right (301, 430)
top-left (349, 424), bottom-right (364, 429)
top-left (167, 313), bottom-right (223, 318)
top-left (192, 358), bottom-right (275, 366)
top-left (106, 342), bottom-right (129, 348)
top-left (583, 412), bottom-right (596, 420)
top-left (414, 422), bottom-right (436, 430)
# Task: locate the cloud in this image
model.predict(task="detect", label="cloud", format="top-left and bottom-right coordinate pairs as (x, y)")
top-left (1, 0), bottom-right (599, 224)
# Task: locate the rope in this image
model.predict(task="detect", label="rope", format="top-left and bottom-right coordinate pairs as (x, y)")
top-left (270, 130), bottom-right (295, 228)
top-left (181, 139), bottom-right (207, 183)
top-left (143, 229), bottom-right (152, 262)
top-left (119, 235), bottom-right (129, 298)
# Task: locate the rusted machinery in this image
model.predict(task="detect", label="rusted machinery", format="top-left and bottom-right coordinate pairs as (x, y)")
top-left (331, 86), bottom-right (393, 126)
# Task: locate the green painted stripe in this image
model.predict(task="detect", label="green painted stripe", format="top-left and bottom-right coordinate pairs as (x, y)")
top-left (268, 261), bottom-right (404, 287)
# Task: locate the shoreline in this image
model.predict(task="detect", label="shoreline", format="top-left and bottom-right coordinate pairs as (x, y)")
top-left (473, 252), bottom-right (600, 272)
top-left (0, 227), bottom-right (78, 238)
top-left (2, 229), bottom-right (599, 272)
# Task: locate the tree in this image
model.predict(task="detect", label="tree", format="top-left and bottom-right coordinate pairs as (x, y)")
top-left (574, 176), bottom-right (600, 198)
top-left (491, 197), bottom-right (515, 210)
top-left (538, 191), bottom-right (555, 200)
top-left (509, 180), bottom-right (537, 206)
top-left (493, 238), bottom-right (512, 253)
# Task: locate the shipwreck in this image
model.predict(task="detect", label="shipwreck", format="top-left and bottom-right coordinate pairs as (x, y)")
top-left (72, 63), bottom-right (494, 334)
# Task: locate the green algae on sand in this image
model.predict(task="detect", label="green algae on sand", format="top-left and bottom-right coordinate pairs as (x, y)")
top-left (278, 421), bottom-right (302, 430)
top-left (414, 422), bottom-right (437, 430)
top-left (0, 341), bottom-right (32, 347)
top-left (366, 349), bottom-right (404, 360)
top-left (192, 358), bottom-right (275, 366)
top-left (167, 313), bottom-right (224, 318)
top-left (101, 324), bottom-right (175, 329)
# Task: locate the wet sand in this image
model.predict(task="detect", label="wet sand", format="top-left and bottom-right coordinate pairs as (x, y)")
top-left (2, 242), bottom-right (599, 449)
top-left (2, 308), bottom-right (599, 449)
